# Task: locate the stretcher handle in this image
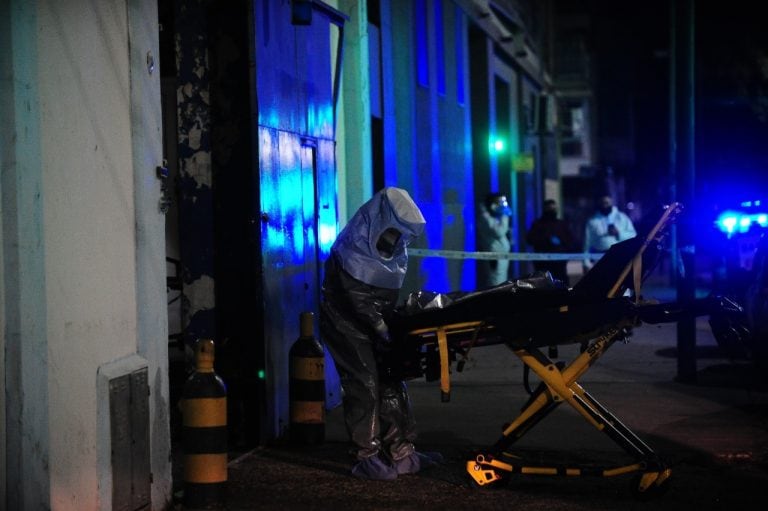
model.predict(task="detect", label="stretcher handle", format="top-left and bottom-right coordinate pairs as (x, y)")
top-left (606, 202), bottom-right (682, 300)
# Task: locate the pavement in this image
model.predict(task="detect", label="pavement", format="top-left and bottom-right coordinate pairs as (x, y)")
top-left (175, 284), bottom-right (768, 510)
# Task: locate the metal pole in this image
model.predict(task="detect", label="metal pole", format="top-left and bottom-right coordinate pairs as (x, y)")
top-left (675, 0), bottom-right (697, 383)
top-left (668, 0), bottom-right (678, 279)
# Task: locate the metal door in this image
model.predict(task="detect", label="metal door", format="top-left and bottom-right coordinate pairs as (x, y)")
top-left (254, 0), bottom-right (344, 438)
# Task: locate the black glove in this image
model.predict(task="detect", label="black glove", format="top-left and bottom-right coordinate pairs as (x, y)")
top-left (372, 320), bottom-right (392, 353)
top-left (374, 331), bottom-right (392, 354)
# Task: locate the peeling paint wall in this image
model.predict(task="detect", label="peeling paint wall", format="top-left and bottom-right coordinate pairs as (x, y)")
top-left (175, 0), bottom-right (217, 344)
top-left (168, 0), bottom-right (266, 446)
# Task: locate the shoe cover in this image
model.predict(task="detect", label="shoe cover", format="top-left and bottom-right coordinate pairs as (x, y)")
top-left (395, 451), bottom-right (444, 475)
top-left (351, 454), bottom-right (398, 481)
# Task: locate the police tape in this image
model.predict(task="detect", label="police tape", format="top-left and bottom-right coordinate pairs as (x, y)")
top-left (407, 248), bottom-right (603, 262)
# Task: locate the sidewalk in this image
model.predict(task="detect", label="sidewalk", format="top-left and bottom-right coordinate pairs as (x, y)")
top-left (212, 290), bottom-right (768, 511)
top-left (214, 292), bottom-right (768, 511)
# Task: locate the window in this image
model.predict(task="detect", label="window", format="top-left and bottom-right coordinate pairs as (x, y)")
top-left (559, 99), bottom-right (587, 157)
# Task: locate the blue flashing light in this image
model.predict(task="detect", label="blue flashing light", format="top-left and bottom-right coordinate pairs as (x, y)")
top-left (717, 213), bottom-right (738, 234)
top-left (716, 209), bottom-right (768, 236)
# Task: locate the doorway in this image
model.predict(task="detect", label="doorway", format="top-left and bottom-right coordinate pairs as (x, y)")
top-left (158, 0), bottom-right (344, 448)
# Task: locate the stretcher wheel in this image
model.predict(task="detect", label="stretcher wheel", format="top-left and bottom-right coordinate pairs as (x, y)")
top-left (630, 469), bottom-right (671, 501)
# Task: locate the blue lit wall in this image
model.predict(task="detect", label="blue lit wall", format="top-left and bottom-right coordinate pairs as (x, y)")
top-left (254, 0), bottom-right (340, 438)
top-left (385, 0), bottom-right (475, 295)
top-left (382, 1), bottom-right (547, 296)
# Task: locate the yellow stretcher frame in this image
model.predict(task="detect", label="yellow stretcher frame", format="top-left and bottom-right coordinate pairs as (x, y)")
top-left (402, 203), bottom-right (683, 499)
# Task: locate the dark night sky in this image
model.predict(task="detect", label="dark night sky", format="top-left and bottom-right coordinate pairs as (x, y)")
top-left (586, 1), bottom-right (768, 215)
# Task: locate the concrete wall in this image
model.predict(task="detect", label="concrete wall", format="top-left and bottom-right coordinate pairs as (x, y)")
top-left (335, 0), bottom-right (373, 222)
top-left (1, 0), bottom-right (170, 508)
top-left (0, 3), bottom-right (8, 503)
top-left (2, 1), bottom-right (51, 507)
top-left (128, 0), bottom-right (172, 507)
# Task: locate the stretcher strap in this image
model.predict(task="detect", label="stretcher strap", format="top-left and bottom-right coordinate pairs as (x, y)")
top-left (457, 322), bottom-right (485, 371)
top-left (437, 327), bottom-right (450, 402)
top-left (407, 321), bottom-right (486, 402)
top-left (632, 253), bottom-right (643, 303)
top-left (606, 202), bottom-right (681, 299)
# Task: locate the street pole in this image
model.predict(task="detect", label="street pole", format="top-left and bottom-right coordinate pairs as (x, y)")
top-left (673, 0), bottom-right (697, 383)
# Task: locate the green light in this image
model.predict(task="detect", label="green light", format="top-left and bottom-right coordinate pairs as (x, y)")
top-left (488, 136), bottom-right (506, 154)
top-left (257, 369), bottom-right (265, 380)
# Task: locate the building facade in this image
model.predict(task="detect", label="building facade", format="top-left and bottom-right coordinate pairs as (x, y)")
top-left (1, 0), bottom-right (562, 508)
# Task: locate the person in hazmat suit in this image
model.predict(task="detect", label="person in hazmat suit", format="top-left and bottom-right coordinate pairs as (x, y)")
top-left (477, 192), bottom-right (513, 287)
top-left (320, 187), bottom-right (441, 481)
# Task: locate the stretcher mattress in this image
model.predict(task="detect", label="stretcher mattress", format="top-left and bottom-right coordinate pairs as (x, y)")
top-left (387, 275), bottom-right (631, 350)
top-left (387, 233), bottom-right (653, 350)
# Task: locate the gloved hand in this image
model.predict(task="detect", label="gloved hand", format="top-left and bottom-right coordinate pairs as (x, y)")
top-left (372, 321), bottom-right (392, 353)
top-left (375, 331), bottom-right (392, 353)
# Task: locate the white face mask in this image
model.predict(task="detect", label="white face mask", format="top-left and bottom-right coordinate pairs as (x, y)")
top-left (490, 197), bottom-right (510, 217)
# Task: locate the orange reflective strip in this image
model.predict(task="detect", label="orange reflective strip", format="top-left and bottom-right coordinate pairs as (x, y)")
top-left (183, 453), bottom-right (227, 483)
top-left (182, 398), bottom-right (227, 427)
top-left (291, 357), bottom-right (325, 381)
top-left (437, 328), bottom-right (450, 396)
top-left (290, 400), bottom-right (324, 423)
top-left (522, 467), bottom-right (558, 475)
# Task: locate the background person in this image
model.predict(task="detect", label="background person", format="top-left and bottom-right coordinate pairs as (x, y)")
top-left (526, 199), bottom-right (576, 286)
top-left (583, 194), bottom-right (637, 271)
top-left (319, 187), bottom-right (440, 481)
top-left (477, 192), bottom-right (512, 288)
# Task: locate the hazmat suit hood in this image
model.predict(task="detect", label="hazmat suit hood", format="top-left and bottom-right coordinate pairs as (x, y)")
top-left (331, 187), bottom-right (426, 289)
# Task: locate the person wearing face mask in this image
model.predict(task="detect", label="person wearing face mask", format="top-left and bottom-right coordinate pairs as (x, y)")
top-left (526, 199), bottom-right (576, 286)
top-left (583, 194), bottom-right (637, 271)
top-left (319, 187), bottom-right (442, 481)
top-left (477, 192), bottom-right (513, 288)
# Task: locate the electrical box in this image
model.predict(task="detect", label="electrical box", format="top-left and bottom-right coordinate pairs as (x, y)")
top-left (109, 367), bottom-right (150, 511)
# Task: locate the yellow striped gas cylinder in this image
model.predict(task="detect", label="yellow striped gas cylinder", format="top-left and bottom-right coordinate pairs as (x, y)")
top-left (182, 338), bottom-right (227, 508)
top-left (289, 311), bottom-right (325, 444)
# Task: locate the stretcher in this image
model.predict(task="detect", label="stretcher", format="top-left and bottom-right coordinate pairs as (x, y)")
top-left (384, 203), bottom-right (747, 499)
